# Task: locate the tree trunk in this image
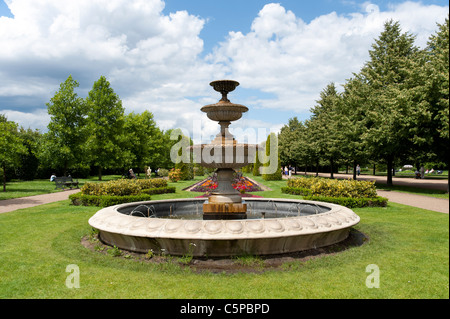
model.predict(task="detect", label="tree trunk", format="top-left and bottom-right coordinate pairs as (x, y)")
top-left (330, 158), bottom-right (334, 179)
top-left (2, 164), bottom-right (6, 192)
top-left (98, 166), bottom-right (102, 181)
top-left (386, 156), bottom-right (393, 186)
top-left (353, 160), bottom-right (357, 180)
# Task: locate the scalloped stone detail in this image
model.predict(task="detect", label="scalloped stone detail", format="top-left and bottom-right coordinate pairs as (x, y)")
top-left (313, 217), bottom-right (332, 228)
top-left (226, 221), bottom-right (244, 234)
top-left (284, 219), bottom-right (303, 231)
top-left (164, 220), bottom-right (184, 233)
top-left (265, 220), bottom-right (284, 232)
top-left (184, 221), bottom-right (202, 234)
top-left (147, 218), bottom-right (166, 231)
top-left (246, 221), bottom-right (264, 233)
top-left (300, 218), bottom-right (318, 229)
top-left (204, 220), bottom-right (223, 234)
top-left (88, 198), bottom-right (360, 257)
top-left (324, 215), bottom-right (342, 225)
top-left (129, 219), bottom-right (148, 230)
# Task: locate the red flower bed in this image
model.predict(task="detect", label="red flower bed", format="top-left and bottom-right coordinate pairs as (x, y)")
top-left (190, 172), bottom-right (262, 194)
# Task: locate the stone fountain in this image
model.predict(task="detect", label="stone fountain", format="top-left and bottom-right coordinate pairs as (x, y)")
top-left (88, 80), bottom-right (360, 257)
top-left (194, 80), bottom-right (254, 220)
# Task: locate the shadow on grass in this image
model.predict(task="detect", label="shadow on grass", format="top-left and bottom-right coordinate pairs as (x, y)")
top-left (79, 227), bottom-right (368, 274)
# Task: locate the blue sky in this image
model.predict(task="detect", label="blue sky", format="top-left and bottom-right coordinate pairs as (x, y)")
top-left (0, 0), bottom-right (448, 143)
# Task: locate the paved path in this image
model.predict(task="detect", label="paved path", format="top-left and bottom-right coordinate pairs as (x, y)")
top-left (0, 189), bottom-right (80, 214)
top-left (376, 190), bottom-right (448, 214)
top-left (0, 175), bottom-right (448, 214)
top-left (286, 173), bottom-right (449, 214)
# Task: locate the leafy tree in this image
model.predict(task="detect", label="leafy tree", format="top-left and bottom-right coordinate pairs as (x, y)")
top-left (0, 115), bottom-right (26, 191)
top-left (309, 83), bottom-right (345, 178)
top-left (15, 128), bottom-right (41, 180)
top-left (123, 111), bottom-right (161, 174)
top-left (279, 117), bottom-right (300, 168)
top-left (43, 75), bottom-right (88, 175)
top-left (410, 17), bottom-right (449, 191)
top-left (159, 129), bottom-right (181, 169)
top-left (85, 76), bottom-right (125, 180)
top-left (356, 20), bottom-right (420, 186)
top-left (341, 77), bottom-right (372, 179)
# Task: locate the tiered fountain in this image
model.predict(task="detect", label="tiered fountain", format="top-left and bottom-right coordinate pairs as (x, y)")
top-left (88, 80), bottom-right (360, 257)
top-left (194, 80), bottom-right (253, 220)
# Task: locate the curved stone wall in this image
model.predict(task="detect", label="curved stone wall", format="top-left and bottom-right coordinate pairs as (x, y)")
top-left (88, 198), bottom-right (360, 256)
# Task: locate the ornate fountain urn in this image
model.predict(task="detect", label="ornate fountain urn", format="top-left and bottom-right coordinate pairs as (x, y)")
top-left (193, 80), bottom-right (256, 220)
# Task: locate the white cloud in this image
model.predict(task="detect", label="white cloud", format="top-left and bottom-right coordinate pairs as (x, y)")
top-left (2, 109), bottom-right (50, 131)
top-left (211, 2), bottom-right (449, 113)
top-left (0, 0), bottom-right (214, 132)
top-left (0, 0), bottom-right (448, 138)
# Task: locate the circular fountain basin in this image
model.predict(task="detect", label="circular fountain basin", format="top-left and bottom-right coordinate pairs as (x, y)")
top-left (88, 198), bottom-right (360, 257)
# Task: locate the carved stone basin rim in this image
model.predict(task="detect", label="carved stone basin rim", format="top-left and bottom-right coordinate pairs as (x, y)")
top-left (89, 198), bottom-right (360, 240)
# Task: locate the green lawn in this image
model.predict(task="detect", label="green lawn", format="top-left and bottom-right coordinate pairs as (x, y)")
top-left (0, 176), bottom-right (448, 299)
top-left (0, 175), bottom-right (122, 200)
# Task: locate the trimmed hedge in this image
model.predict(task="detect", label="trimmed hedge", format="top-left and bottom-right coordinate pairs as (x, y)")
top-left (287, 177), bottom-right (378, 198)
top-left (280, 186), bottom-right (312, 196)
top-left (80, 178), bottom-right (168, 196)
top-left (70, 178), bottom-right (175, 207)
top-left (141, 186), bottom-right (176, 195)
top-left (282, 176), bottom-right (388, 208)
top-left (304, 195), bottom-right (388, 208)
top-left (69, 193), bottom-right (152, 207)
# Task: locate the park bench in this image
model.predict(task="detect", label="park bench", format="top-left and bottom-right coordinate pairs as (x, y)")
top-left (54, 176), bottom-right (79, 190)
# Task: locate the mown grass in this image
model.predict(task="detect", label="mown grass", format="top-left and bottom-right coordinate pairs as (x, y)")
top-left (0, 175), bottom-right (448, 299)
top-left (0, 175), bottom-right (123, 200)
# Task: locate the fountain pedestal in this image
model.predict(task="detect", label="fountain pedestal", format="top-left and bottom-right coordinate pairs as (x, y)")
top-left (197, 80), bottom-right (250, 220)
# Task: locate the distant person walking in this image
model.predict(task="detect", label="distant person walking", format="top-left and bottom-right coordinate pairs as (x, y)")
top-left (356, 165), bottom-right (361, 176)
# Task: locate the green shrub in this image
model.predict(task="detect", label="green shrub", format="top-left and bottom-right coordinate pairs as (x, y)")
top-left (282, 177), bottom-right (386, 208)
top-left (141, 186), bottom-right (176, 195)
top-left (287, 177), bottom-right (378, 198)
top-left (69, 193), bottom-right (152, 207)
top-left (280, 186), bottom-right (312, 196)
top-left (157, 168), bottom-right (169, 177)
top-left (136, 178), bottom-right (168, 189)
top-left (304, 195), bottom-right (388, 208)
top-left (81, 178), bottom-right (168, 196)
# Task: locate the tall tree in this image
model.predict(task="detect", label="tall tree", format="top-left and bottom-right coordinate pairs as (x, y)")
top-left (410, 17), bottom-right (449, 191)
top-left (0, 115), bottom-right (26, 191)
top-left (15, 127), bottom-right (41, 180)
top-left (43, 75), bottom-right (88, 175)
top-left (356, 20), bottom-right (420, 186)
top-left (124, 111), bottom-right (163, 173)
top-left (309, 83), bottom-right (344, 178)
top-left (341, 76), bottom-right (372, 179)
top-left (86, 76), bottom-right (125, 180)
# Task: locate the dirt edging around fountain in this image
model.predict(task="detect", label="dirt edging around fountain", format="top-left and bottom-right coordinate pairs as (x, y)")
top-left (81, 228), bottom-right (367, 274)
